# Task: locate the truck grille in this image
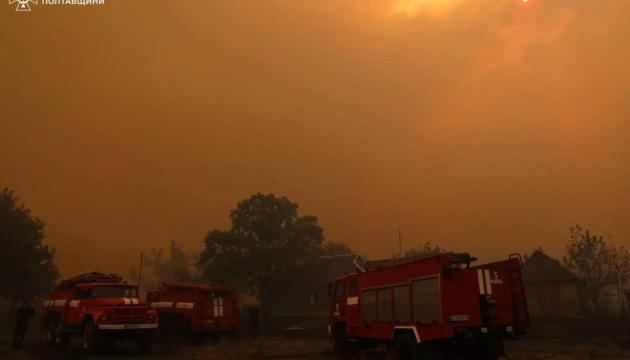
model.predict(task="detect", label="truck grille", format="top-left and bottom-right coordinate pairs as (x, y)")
top-left (114, 308), bottom-right (146, 322)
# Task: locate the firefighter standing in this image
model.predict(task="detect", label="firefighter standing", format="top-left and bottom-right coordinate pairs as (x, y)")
top-left (12, 300), bottom-right (35, 349)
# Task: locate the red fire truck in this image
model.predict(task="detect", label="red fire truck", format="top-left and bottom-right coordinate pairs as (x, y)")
top-left (41, 272), bottom-right (158, 355)
top-left (146, 281), bottom-right (241, 343)
top-left (328, 252), bottom-right (530, 360)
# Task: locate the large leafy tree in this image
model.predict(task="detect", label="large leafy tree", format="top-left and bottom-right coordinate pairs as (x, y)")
top-left (198, 193), bottom-right (324, 311)
top-left (0, 188), bottom-right (59, 305)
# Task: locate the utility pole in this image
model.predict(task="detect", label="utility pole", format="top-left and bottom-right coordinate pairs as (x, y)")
top-left (137, 251), bottom-right (144, 291)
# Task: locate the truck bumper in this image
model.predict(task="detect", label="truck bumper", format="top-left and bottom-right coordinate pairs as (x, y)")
top-left (98, 324), bottom-right (159, 330)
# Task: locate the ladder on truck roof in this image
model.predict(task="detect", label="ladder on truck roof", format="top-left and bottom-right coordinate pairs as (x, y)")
top-left (508, 254), bottom-right (530, 327)
top-left (364, 252), bottom-right (477, 271)
top-left (55, 272), bottom-right (124, 290)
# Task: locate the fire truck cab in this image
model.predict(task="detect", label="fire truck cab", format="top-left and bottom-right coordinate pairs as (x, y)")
top-left (146, 281), bottom-right (241, 343)
top-left (328, 252), bottom-right (530, 360)
top-left (41, 272), bottom-right (158, 355)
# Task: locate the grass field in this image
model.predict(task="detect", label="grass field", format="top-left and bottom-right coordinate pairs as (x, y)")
top-left (4, 325), bottom-right (630, 360)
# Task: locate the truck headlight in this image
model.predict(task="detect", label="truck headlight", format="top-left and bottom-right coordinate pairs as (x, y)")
top-left (99, 314), bottom-right (108, 321)
top-left (148, 313), bottom-right (155, 320)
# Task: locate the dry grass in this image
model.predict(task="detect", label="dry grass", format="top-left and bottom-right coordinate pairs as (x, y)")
top-left (506, 338), bottom-right (630, 360)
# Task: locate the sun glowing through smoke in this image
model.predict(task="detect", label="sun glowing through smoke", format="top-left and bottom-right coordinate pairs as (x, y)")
top-left (390, 0), bottom-right (464, 19)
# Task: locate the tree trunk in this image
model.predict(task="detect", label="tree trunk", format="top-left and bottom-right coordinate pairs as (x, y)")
top-left (617, 286), bottom-right (626, 318)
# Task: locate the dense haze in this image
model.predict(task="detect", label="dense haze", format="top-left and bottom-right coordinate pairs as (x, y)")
top-left (1, 0), bottom-right (629, 279)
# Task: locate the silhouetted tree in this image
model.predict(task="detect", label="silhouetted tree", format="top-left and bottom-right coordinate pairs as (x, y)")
top-left (393, 241), bottom-right (444, 258)
top-left (198, 193), bottom-right (324, 313)
top-left (562, 225), bottom-right (614, 317)
top-left (0, 188), bottom-right (59, 322)
top-left (608, 242), bottom-right (630, 317)
top-left (130, 240), bottom-right (195, 294)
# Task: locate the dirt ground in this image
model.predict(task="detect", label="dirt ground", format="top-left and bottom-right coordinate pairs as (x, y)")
top-left (4, 327), bottom-right (630, 360)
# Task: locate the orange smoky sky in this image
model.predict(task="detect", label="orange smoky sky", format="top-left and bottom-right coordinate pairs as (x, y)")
top-left (1, 0), bottom-right (629, 279)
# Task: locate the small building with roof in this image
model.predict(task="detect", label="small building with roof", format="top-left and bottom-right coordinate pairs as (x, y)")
top-left (521, 249), bottom-right (588, 319)
top-left (265, 253), bottom-right (362, 321)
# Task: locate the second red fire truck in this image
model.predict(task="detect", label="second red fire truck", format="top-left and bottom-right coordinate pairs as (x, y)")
top-left (328, 252), bottom-right (530, 360)
top-left (146, 281), bottom-right (241, 343)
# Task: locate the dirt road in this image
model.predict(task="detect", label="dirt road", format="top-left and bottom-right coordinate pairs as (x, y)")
top-left (4, 330), bottom-right (630, 360)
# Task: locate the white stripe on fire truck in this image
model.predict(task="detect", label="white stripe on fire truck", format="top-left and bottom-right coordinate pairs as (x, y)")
top-left (347, 297), bottom-right (358, 306)
top-left (157, 302), bottom-right (174, 308)
top-left (175, 302), bottom-right (194, 309)
top-left (484, 270), bottom-right (492, 295)
top-left (131, 298), bottom-right (138, 305)
top-left (54, 299), bottom-right (66, 306)
top-left (69, 300), bottom-right (80, 308)
top-left (121, 298), bottom-right (131, 305)
top-left (477, 269), bottom-right (485, 295)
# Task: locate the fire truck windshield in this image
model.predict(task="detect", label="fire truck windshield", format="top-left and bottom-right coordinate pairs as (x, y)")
top-left (92, 286), bottom-right (138, 299)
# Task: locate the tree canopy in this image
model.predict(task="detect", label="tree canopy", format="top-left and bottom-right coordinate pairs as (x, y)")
top-left (0, 187), bottom-right (59, 302)
top-left (198, 193), bottom-right (325, 310)
top-left (321, 240), bottom-right (355, 256)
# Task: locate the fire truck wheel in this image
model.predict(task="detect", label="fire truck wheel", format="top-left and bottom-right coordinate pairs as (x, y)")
top-left (46, 324), bottom-right (57, 346)
top-left (391, 333), bottom-right (421, 360)
top-left (135, 330), bottom-right (155, 355)
top-left (333, 326), bottom-right (350, 356)
top-left (82, 321), bottom-right (103, 354)
top-left (55, 325), bottom-right (70, 350)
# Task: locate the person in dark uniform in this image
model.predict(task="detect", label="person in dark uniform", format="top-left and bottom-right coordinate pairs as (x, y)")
top-left (12, 300), bottom-right (35, 349)
top-left (248, 305), bottom-right (259, 338)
